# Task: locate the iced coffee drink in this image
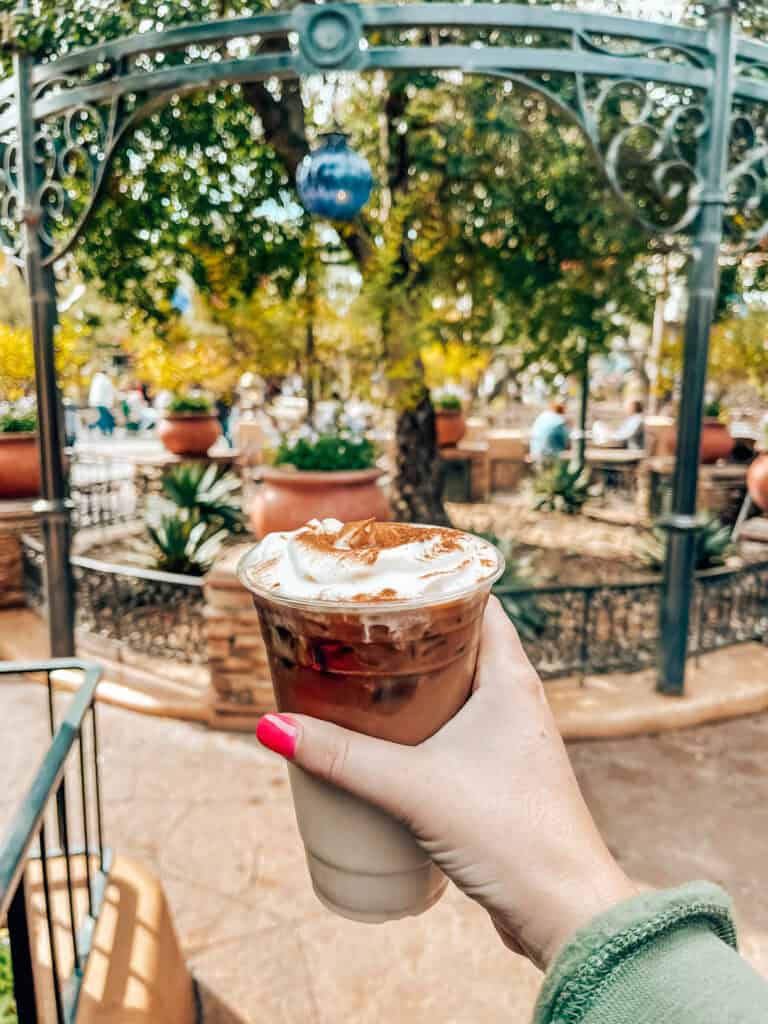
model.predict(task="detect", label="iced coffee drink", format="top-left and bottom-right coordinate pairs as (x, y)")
top-left (238, 518), bottom-right (503, 922)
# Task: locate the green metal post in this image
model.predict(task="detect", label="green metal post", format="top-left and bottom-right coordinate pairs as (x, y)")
top-left (656, 3), bottom-right (735, 694)
top-left (14, 51), bottom-right (76, 658)
top-left (576, 341), bottom-right (590, 471)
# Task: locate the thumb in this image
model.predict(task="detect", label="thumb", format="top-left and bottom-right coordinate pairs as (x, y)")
top-left (256, 712), bottom-right (419, 821)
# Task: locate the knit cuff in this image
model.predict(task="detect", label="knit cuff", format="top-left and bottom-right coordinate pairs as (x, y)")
top-left (533, 881), bottom-right (737, 1024)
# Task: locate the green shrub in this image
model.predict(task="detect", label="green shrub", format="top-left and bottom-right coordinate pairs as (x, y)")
top-left (168, 394), bottom-right (212, 415)
top-left (636, 515), bottom-right (734, 572)
top-left (0, 411), bottom-right (36, 433)
top-left (433, 394), bottom-right (462, 412)
top-left (703, 399), bottom-right (722, 419)
top-left (161, 463), bottom-right (244, 534)
top-left (532, 460), bottom-right (591, 514)
top-left (273, 433), bottom-right (376, 472)
top-left (0, 930), bottom-right (17, 1023)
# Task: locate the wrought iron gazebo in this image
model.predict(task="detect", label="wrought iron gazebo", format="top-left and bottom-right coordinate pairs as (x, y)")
top-left (2, 1), bottom-right (767, 693)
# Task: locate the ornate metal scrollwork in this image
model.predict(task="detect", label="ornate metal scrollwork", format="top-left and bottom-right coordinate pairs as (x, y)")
top-left (0, 96), bottom-right (116, 264)
top-left (0, 144), bottom-right (21, 265)
top-left (2, 5), bottom-right (768, 262)
top-left (722, 102), bottom-right (768, 250)
top-left (583, 78), bottom-right (707, 236)
top-left (297, 5), bottom-right (363, 71)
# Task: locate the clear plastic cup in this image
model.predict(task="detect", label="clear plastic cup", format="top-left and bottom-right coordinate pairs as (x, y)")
top-left (238, 529), bottom-right (504, 923)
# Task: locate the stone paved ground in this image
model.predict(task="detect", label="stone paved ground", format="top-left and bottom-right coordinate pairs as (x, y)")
top-left (3, 679), bottom-right (768, 1023)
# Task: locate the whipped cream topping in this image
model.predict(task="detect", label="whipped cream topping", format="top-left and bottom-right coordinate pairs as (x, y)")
top-left (241, 518), bottom-right (502, 603)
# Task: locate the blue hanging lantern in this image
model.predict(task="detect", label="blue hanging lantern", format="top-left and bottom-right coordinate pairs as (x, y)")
top-left (296, 132), bottom-right (373, 221)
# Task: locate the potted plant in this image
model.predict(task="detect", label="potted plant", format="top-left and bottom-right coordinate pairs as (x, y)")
top-left (747, 452), bottom-right (768, 512)
top-left (699, 399), bottom-right (734, 465)
top-left (157, 394), bottom-right (221, 456)
top-left (249, 432), bottom-right (392, 536)
top-left (433, 394), bottom-right (466, 448)
top-left (0, 408), bottom-right (40, 499)
top-left (662, 400), bottom-right (735, 464)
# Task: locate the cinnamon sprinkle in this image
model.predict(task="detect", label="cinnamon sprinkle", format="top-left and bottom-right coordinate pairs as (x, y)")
top-left (248, 556), bottom-right (279, 578)
top-left (419, 558), bottom-right (471, 580)
top-left (348, 587), bottom-right (399, 602)
top-left (296, 518), bottom-right (465, 565)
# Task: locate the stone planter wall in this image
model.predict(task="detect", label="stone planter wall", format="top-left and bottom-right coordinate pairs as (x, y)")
top-left (0, 499), bottom-right (39, 609)
top-left (204, 543), bottom-right (275, 730)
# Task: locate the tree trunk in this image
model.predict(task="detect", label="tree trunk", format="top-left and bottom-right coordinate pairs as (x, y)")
top-left (245, 63), bottom-right (445, 522)
top-left (393, 391), bottom-right (450, 525)
top-left (305, 318), bottom-right (315, 425)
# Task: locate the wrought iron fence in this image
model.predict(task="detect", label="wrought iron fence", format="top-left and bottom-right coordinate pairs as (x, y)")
top-left (21, 533), bottom-right (767, 679)
top-left (495, 560), bottom-right (768, 679)
top-left (22, 534), bottom-right (207, 664)
top-left (0, 660), bottom-right (109, 1024)
top-left (68, 454), bottom-right (140, 531)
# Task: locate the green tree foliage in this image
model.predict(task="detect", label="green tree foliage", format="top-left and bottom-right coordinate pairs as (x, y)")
top-left (659, 305), bottom-right (768, 401)
top-left (3, 1), bottom-right (664, 521)
top-left (357, 78), bottom-right (655, 386)
top-left (79, 87), bottom-right (308, 321)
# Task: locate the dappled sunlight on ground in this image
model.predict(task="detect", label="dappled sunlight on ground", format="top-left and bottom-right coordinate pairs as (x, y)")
top-left (2, 679), bottom-right (767, 1021)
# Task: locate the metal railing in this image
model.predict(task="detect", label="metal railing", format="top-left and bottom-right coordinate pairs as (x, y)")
top-left (19, 537), bottom-right (767, 681)
top-left (0, 660), bottom-right (109, 1024)
top-left (22, 535), bottom-right (207, 664)
top-left (495, 559), bottom-right (768, 679)
top-left (68, 454), bottom-right (140, 531)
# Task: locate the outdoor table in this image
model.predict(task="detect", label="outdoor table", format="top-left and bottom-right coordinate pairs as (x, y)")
top-left (486, 429), bottom-right (527, 493)
top-left (646, 456), bottom-right (748, 523)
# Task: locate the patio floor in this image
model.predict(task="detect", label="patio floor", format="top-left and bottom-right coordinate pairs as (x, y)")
top-left (3, 677), bottom-right (768, 1023)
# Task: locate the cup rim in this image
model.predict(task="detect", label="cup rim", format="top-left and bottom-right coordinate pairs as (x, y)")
top-left (236, 524), bottom-right (505, 613)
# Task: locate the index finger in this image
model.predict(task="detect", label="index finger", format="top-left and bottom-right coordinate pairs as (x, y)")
top-left (473, 595), bottom-right (538, 693)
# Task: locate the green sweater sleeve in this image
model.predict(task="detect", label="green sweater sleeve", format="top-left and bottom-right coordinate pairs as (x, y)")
top-left (534, 882), bottom-right (768, 1024)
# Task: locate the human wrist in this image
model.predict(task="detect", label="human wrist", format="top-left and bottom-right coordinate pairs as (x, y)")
top-left (536, 860), bottom-right (638, 970)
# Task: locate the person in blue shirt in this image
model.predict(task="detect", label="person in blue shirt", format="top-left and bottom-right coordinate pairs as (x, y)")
top-left (530, 399), bottom-right (570, 461)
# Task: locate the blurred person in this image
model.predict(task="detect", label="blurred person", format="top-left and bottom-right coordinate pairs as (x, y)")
top-left (88, 369), bottom-right (115, 436)
top-left (215, 395), bottom-right (233, 447)
top-left (594, 398), bottom-right (645, 450)
top-left (154, 388), bottom-right (173, 413)
top-left (530, 398), bottom-right (570, 461)
top-left (63, 396), bottom-right (79, 447)
top-left (122, 384), bottom-right (147, 432)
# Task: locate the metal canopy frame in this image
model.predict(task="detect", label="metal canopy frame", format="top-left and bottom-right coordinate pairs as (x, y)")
top-left (2, 2), bottom-right (767, 692)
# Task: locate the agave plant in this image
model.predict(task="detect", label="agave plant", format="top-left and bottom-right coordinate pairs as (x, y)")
top-left (161, 462), bottom-right (244, 534)
top-left (532, 459), bottom-right (592, 515)
top-left (636, 515), bottom-right (734, 572)
top-left (147, 515), bottom-right (228, 576)
top-left (474, 531), bottom-right (547, 639)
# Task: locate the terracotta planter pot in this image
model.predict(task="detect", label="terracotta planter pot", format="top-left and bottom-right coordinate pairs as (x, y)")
top-left (435, 410), bottom-right (466, 448)
top-left (747, 453), bottom-right (768, 512)
top-left (660, 418), bottom-right (734, 464)
top-left (699, 418), bottom-right (734, 464)
top-left (249, 467), bottom-right (392, 536)
top-left (158, 413), bottom-right (221, 456)
top-left (0, 433), bottom-right (41, 499)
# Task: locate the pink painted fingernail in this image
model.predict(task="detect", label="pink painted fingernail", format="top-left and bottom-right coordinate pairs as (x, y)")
top-left (256, 714), bottom-right (299, 759)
